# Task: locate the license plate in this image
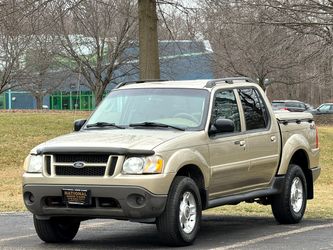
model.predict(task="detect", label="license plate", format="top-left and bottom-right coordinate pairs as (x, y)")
top-left (62, 189), bottom-right (91, 206)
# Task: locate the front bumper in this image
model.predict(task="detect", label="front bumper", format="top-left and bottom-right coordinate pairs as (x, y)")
top-left (23, 184), bottom-right (167, 220)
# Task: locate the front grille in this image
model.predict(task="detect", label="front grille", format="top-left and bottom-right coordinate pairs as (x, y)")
top-left (44, 153), bottom-right (119, 177)
top-left (45, 156), bottom-right (51, 175)
top-left (55, 166), bottom-right (106, 176)
top-left (55, 154), bottom-right (109, 163)
top-left (109, 157), bottom-right (118, 176)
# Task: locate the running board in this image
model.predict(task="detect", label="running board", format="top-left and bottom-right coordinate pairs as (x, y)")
top-left (206, 176), bottom-right (285, 209)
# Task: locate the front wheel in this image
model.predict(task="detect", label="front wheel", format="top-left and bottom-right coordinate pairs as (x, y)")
top-left (271, 164), bottom-right (307, 224)
top-left (156, 176), bottom-right (202, 246)
top-left (33, 215), bottom-right (80, 243)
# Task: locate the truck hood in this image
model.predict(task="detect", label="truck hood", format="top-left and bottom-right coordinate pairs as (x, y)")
top-left (33, 129), bottom-right (186, 155)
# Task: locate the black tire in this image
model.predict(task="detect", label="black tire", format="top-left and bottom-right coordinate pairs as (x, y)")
top-left (156, 176), bottom-right (202, 246)
top-left (33, 215), bottom-right (80, 243)
top-left (271, 164), bottom-right (307, 224)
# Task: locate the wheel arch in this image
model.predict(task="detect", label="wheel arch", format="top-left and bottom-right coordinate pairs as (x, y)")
top-left (277, 133), bottom-right (314, 199)
top-left (175, 164), bottom-right (208, 209)
top-left (289, 149), bottom-right (313, 199)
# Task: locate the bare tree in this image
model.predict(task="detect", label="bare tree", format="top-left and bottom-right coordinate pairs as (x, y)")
top-left (237, 0), bottom-right (333, 103)
top-left (21, 36), bottom-right (68, 109)
top-left (200, 1), bottom-right (321, 90)
top-left (0, 1), bottom-right (32, 94)
top-left (245, 0), bottom-right (333, 45)
top-left (49, 0), bottom-right (136, 105)
top-left (156, 0), bottom-right (202, 40)
top-left (0, 0), bottom-right (88, 95)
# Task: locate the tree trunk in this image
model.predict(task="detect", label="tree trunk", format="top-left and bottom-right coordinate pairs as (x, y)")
top-left (94, 84), bottom-right (107, 107)
top-left (35, 95), bottom-right (43, 110)
top-left (138, 0), bottom-right (160, 79)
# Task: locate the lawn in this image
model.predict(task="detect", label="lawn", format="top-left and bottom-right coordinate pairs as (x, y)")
top-left (0, 112), bottom-right (332, 219)
top-left (0, 111), bottom-right (90, 211)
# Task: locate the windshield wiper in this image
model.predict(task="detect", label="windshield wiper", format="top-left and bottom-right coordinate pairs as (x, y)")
top-left (86, 122), bottom-right (125, 129)
top-left (129, 121), bottom-right (185, 131)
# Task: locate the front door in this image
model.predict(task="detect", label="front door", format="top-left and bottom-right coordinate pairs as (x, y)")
top-left (208, 89), bottom-right (251, 198)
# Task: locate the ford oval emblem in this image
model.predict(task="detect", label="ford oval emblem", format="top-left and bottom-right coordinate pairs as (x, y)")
top-left (73, 161), bottom-right (85, 169)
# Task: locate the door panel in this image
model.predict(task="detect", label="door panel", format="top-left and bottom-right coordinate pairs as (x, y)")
top-left (208, 89), bottom-right (251, 198)
top-left (209, 134), bottom-right (250, 198)
top-left (246, 131), bottom-right (280, 186)
top-left (237, 88), bottom-right (280, 187)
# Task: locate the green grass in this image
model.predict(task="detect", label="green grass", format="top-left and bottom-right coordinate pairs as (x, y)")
top-left (0, 112), bottom-right (332, 219)
top-left (0, 111), bottom-right (89, 211)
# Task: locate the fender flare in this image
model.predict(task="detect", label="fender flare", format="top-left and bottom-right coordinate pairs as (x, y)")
top-left (277, 134), bottom-right (311, 175)
top-left (164, 148), bottom-right (210, 189)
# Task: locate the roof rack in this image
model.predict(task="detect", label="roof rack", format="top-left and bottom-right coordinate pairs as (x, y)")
top-left (205, 77), bottom-right (254, 88)
top-left (115, 79), bottom-right (168, 89)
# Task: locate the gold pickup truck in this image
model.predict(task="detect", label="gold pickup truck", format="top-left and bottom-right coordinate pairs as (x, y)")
top-left (22, 78), bottom-right (320, 246)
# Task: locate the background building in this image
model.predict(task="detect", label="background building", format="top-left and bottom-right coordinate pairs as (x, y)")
top-left (1, 40), bottom-right (214, 110)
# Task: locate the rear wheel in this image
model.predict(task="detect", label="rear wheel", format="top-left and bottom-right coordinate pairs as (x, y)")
top-left (271, 164), bottom-right (307, 224)
top-left (156, 176), bottom-right (202, 246)
top-left (33, 215), bottom-right (80, 243)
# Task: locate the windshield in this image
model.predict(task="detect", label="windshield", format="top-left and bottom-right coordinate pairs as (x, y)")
top-left (318, 104), bottom-right (333, 111)
top-left (86, 88), bottom-right (210, 130)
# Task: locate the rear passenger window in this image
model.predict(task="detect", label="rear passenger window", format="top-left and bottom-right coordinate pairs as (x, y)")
top-left (211, 90), bottom-right (241, 132)
top-left (238, 88), bottom-right (269, 130)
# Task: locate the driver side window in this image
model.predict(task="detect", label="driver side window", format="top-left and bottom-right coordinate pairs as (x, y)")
top-left (211, 90), bottom-right (241, 132)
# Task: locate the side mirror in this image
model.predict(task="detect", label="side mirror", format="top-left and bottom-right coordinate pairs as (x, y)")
top-left (74, 119), bottom-right (87, 132)
top-left (209, 118), bottom-right (235, 135)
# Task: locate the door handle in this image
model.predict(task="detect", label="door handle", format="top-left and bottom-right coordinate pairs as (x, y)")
top-left (271, 136), bottom-right (276, 142)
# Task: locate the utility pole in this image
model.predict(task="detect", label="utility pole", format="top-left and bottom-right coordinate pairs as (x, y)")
top-left (138, 0), bottom-right (160, 79)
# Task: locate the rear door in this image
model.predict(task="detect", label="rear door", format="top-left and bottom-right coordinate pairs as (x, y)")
top-left (237, 88), bottom-right (280, 187)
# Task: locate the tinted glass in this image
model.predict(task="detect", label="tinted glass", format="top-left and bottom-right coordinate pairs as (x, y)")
top-left (286, 102), bottom-right (303, 108)
top-left (238, 88), bottom-right (269, 130)
top-left (272, 102), bottom-right (284, 108)
top-left (212, 90), bottom-right (241, 132)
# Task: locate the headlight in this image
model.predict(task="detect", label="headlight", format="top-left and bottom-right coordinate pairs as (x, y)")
top-left (122, 156), bottom-right (164, 174)
top-left (26, 155), bottom-right (43, 173)
top-left (122, 157), bottom-right (145, 174)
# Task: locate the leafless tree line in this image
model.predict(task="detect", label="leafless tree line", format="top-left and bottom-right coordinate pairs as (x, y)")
top-left (0, 0), bottom-right (333, 108)
top-left (158, 0), bottom-right (333, 105)
top-left (0, 0), bottom-right (136, 108)
top-left (194, 0), bottom-right (332, 105)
